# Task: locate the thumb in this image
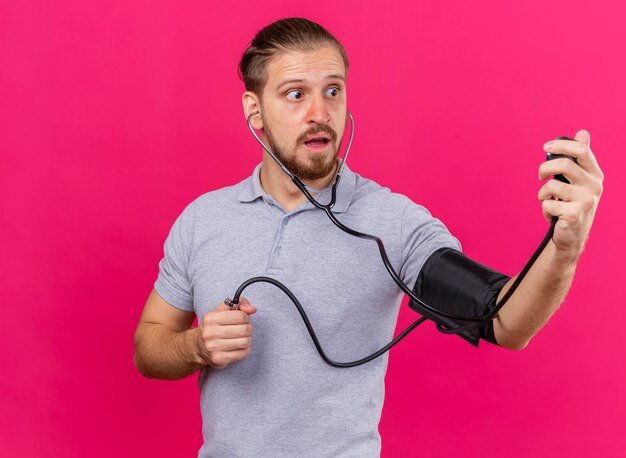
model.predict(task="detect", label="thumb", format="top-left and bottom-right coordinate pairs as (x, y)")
top-left (574, 129), bottom-right (590, 147)
top-left (237, 296), bottom-right (257, 315)
top-left (240, 304), bottom-right (257, 315)
top-left (213, 301), bottom-right (234, 312)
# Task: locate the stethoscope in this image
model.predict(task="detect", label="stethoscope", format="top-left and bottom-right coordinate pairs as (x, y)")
top-left (245, 110), bottom-right (355, 210)
top-left (224, 111), bottom-right (561, 367)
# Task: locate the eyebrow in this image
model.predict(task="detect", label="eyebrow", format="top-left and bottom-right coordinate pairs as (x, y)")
top-left (276, 74), bottom-right (346, 91)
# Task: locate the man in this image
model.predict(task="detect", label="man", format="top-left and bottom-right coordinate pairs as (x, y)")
top-left (133, 18), bottom-right (604, 457)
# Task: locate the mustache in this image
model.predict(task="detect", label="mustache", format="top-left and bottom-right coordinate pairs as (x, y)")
top-left (296, 124), bottom-right (338, 144)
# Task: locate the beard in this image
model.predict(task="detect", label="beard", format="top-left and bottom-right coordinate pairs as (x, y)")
top-left (262, 116), bottom-right (341, 181)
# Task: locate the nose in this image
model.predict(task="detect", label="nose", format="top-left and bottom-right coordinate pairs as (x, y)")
top-left (306, 94), bottom-right (331, 124)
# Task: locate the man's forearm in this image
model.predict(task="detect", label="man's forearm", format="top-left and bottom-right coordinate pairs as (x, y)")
top-left (493, 240), bottom-right (580, 350)
top-left (134, 324), bottom-right (207, 380)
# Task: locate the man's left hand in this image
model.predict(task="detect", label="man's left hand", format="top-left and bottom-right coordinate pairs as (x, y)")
top-left (538, 129), bottom-right (604, 257)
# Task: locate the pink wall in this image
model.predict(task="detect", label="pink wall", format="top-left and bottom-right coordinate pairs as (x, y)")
top-left (1, 1), bottom-right (624, 456)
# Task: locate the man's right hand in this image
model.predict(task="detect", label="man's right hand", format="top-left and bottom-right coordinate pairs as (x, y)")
top-left (195, 297), bottom-right (257, 369)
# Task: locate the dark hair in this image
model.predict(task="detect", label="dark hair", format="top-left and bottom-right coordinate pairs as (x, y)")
top-left (238, 18), bottom-right (349, 96)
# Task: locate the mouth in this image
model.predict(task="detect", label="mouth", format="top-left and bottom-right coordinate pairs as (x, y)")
top-left (303, 134), bottom-right (332, 151)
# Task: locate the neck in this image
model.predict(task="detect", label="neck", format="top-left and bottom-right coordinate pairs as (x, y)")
top-left (259, 154), bottom-right (339, 212)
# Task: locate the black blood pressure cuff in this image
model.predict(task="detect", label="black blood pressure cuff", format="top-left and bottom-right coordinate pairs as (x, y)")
top-left (408, 247), bottom-right (511, 347)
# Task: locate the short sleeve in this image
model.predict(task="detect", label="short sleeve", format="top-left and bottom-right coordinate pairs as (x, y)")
top-left (154, 202), bottom-right (196, 311)
top-left (399, 199), bottom-right (462, 288)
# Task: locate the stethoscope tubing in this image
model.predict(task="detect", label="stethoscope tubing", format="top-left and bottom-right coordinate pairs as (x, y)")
top-left (228, 112), bottom-right (558, 367)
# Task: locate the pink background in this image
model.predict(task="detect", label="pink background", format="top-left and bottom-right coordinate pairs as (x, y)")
top-left (1, 1), bottom-right (624, 457)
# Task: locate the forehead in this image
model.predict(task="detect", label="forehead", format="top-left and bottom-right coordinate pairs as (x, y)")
top-left (264, 46), bottom-right (346, 91)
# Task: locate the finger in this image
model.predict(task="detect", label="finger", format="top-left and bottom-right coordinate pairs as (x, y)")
top-left (210, 348), bottom-right (251, 368)
top-left (224, 296), bottom-right (257, 314)
top-left (212, 302), bottom-right (234, 313)
top-left (538, 158), bottom-right (588, 184)
top-left (209, 309), bottom-right (251, 325)
top-left (239, 304), bottom-right (257, 315)
top-left (541, 199), bottom-right (584, 223)
top-left (213, 323), bottom-right (253, 339)
top-left (227, 348), bottom-right (251, 362)
top-left (541, 198), bottom-right (565, 222)
top-left (213, 337), bottom-right (252, 352)
top-left (543, 132), bottom-right (602, 178)
top-left (537, 179), bottom-right (586, 203)
top-left (237, 297), bottom-right (257, 315)
top-left (574, 129), bottom-right (590, 147)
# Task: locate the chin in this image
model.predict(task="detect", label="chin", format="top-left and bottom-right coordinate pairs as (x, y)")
top-left (301, 159), bottom-right (338, 181)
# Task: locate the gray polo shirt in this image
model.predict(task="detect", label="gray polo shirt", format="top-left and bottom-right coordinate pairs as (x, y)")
top-left (154, 162), bottom-right (461, 458)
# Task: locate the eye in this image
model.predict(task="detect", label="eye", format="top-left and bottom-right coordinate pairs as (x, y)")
top-left (286, 90), bottom-right (304, 100)
top-left (326, 87), bottom-right (339, 97)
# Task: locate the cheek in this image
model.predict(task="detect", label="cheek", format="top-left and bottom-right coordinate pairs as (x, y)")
top-left (332, 102), bottom-right (347, 126)
top-left (269, 122), bottom-right (299, 149)
top-left (336, 115), bottom-right (348, 140)
top-left (267, 105), bottom-right (301, 130)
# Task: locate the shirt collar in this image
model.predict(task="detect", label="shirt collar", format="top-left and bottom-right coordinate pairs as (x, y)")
top-left (237, 161), bottom-right (356, 214)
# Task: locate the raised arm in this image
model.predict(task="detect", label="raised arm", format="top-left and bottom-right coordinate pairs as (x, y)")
top-left (492, 130), bottom-right (603, 350)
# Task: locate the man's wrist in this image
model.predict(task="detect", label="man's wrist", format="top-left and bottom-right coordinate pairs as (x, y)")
top-left (552, 243), bottom-right (582, 267)
top-left (187, 327), bottom-right (209, 368)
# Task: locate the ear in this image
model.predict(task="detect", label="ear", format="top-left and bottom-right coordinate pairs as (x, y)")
top-left (242, 91), bottom-right (264, 130)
